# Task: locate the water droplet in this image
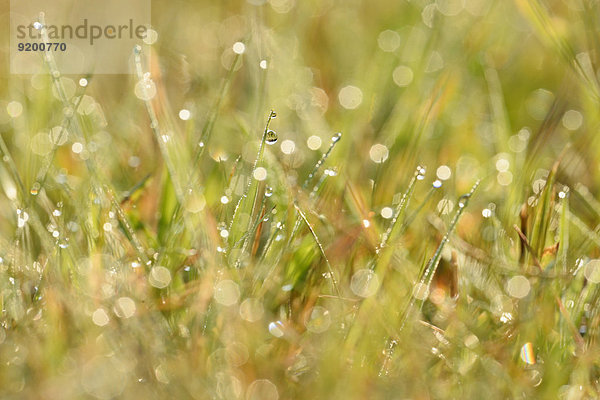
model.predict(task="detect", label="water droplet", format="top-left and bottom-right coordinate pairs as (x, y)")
top-left (325, 168), bottom-right (338, 177)
top-left (520, 342), bottom-right (536, 365)
top-left (436, 165), bottom-right (452, 180)
top-left (458, 193), bottom-right (471, 208)
top-left (532, 179), bottom-right (546, 194)
top-left (6, 101), bottom-right (23, 118)
top-left (507, 275), bottom-right (531, 299)
top-left (113, 297), bottom-right (136, 318)
top-left (214, 280), bottom-right (240, 306)
top-left (259, 60), bottom-right (268, 69)
top-left (393, 65), bottom-right (414, 87)
top-left (338, 86), bottom-right (363, 109)
top-left (412, 283), bottom-right (429, 300)
top-left (265, 130), bottom-right (278, 145)
top-left (239, 298), bottom-right (264, 322)
top-left (33, 22), bottom-right (42, 30)
top-left (350, 269), bottom-right (380, 298)
top-left (495, 158), bottom-right (510, 172)
top-left (500, 312), bottom-right (512, 323)
top-left (50, 126), bottom-right (69, 146)
top-left (498, 171), bottom-right (513, 186)
top-left (437, 199), bottom-right (454, 215)
top-left (482, 208), bottom-right (492, 218)
top-left (30, 182), bottom-right (41, 196)
top-left (127, 156), bottom-right (141, 168)
top-left (268, 321), bottom-right (285, 337)
top-left (369, 144), bottom-right (389, 163)
top-left (253, 167), bottom-right (267, 181)
top-left (271, 111), bottom-right (277, 118)
top-left (381, 207), bottom-right (393, 219)
top-left (178, 109), bottom-right (191, 121)
top-left (464, 334), bottom-right (479, 349)
top-left (528, 370), bottom-right (543, 387)
top-left (265, 187), bottom-right (274, 197)
top-left (247, 379), bottom-right (279, 400)
top-left (432, 180), bottom-right (442, 188)
top-left (149, 266), bottom-right (171, 289)
top-left (304, 306), bottom-right (331, 333)
top-left (143, 29), bottom-right (158, 45)
top-left (562, 109), bottom-right (583, 131)
top-left (584, 259), bottom-right (600, 283)
top-left (378, 30), bottom-right (401, 52)
top-left (134, 77), bottom-right (157, 101)
top-left (331, 132), bottom-right (342, 142)
top-left (92, 308), bottom-right (110, 326)
top-left (232, 42), bottom-right (246, 55)
top-left (72, 142), bottom-right (84, 154)
top-left (280, 139), bottom-right (295, 154)
top-left (17, 211), bottom-right (29, 228)
top-left (183, 192), bottom-right (206, 213)
top-left (307, 135), bottom-right (322, 150)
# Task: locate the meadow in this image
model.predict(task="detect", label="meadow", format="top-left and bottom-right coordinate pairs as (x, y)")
top-left (1, 0), bottom-right (600, 398)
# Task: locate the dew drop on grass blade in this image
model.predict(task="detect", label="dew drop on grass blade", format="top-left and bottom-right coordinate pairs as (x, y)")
top-left (302, 132), bottom-right (342, 189)
top-left (228, 111), bottom-right (276, 257)
top-left (380, 180), bottom-right (480, 376)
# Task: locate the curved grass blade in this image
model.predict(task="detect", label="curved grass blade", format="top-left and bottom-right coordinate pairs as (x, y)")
top-left (294, 203), bottom-right (341, 298)
top-left (302, 132), bottom-right (342, 189)
top-left (380, 180), bottom-right (480, 376)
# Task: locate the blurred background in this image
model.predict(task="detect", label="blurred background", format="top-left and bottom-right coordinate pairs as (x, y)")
top-left (0, 0), bottom-right (600, 398)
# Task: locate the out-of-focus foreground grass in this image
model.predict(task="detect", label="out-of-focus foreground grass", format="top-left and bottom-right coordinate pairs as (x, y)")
top-left (1, 0), bottom-right (600, 398)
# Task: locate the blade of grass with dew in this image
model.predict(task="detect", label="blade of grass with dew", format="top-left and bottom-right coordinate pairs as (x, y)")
top-left (32, 85), bottom-right (87, 203)
top-left (302, 132), bottom-right (342, 189)
top-left (294, 203), bottom-right (341, 298)
top-left (189, 53), bottom-right (243, 171)
top-left (227, 110), bottom-right (276, 254)
top-left (380, 180), bottom-right (480, 375)
top-left (278, 131), bottom-right (344, 278)
top-left (557, 192), bottom-right (569, 275)
top-left (39, 18), bottom-right (151, 273)
top-left (529, 160), bottom-right (559, 260)
top-left (342, 166), bottom-right (423, 356)
top-left (134, 45), bottom-right (184, 204)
